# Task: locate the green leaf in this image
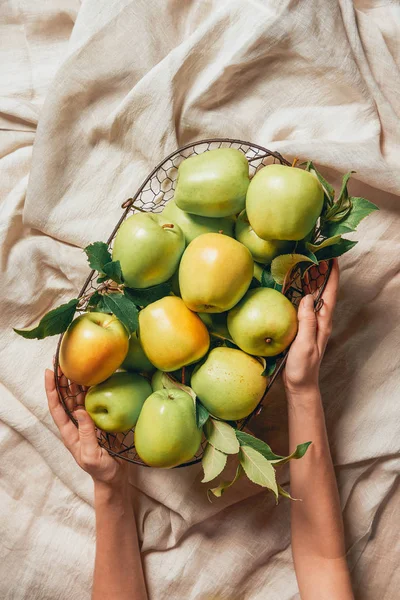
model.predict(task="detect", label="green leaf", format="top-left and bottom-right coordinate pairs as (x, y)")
top-left (306, 235), bottom-right (342, 253)
top-left (202, 443), bottom-right (227, 483)
top-left (261, 266), bottom-right (283, 291)
top-left (324, 172), bottom-right (354, 222)
top-left (271, 253), bottom-right (318, 285)
top-left (161, 373), bottom-right (197, 405)
top-left (87, 291), bottom-right (102, 309)
top-left (196, 401), bottom-right (210, 429)
top-left (277, 484), bottom-right (300, 501)
top-left (315, 239), bottom-right (358, 261)
top-left (99, 293), bottom-right (138, 334)
top-left (271, 441), bottom-right (312, 466)
top-left (235, 431), bottom-right (283, 461)
top-left (204, 419), bottom-right (240, 454)
top-left (261, 357), bottom-right (277, 377)
top-left (208, 464), bottom-right (243, 499)
top-left (307, 161), bottom-right (335, 203)
top-left (103, 260), bottom-right (123, 285)
top-left (125, 281), bottom-right (172, 307)
top-left (322, 197), bottom-right (379, 237)
top-left (239, 446), bottom-right (278, 499)
top-left (84, 242), bottom-right (112, 272)
top-left (14, 298), bottom-right (79, 340)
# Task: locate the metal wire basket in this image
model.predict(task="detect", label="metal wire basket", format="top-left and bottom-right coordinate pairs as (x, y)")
top-left (54, 138), bottom-right (331, 467)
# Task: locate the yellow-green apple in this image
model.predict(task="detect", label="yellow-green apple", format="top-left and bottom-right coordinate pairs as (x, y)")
top-left (134, 389), bottom-right (202, 467)
top-left (227, 288), bottom-right (298, 356)
top-left (162, 200), bottom-right (235, 244)
top-left (85, 372), bottom-right (152, 432)
top-left (179, 233), bottom-right (253, 313)
top-left (151, 370), bottom-right (164, 392)
top-left (235, 210), bottom-right (292, 263)
top-left (138, 296), bottom-right (210, 371)
top-left (246, 165), bottom-right (324, 240)
top-left (121, 331), bottom-right (155, 373)
top-left (174, 148), bottom-right (250, 217)
top-left (191, 347), bottom-right (267, 420)
top-left (59, 312), bottom-right (129, 386)
top-left (112, 213), bottom-right (185, 288)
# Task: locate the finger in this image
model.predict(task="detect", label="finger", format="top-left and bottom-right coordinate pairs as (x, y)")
top-left (295, 294), bottom-right (317, 346)
top-left (45, 369), bottom-right (79, 450)
top-left (75, 409), bottom-right (101, 466)
top-left (317, 259), bottom-right (339, 351)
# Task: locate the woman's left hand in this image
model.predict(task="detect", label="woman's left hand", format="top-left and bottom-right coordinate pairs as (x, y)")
top-left (45, 369), bottom-right (128, 488)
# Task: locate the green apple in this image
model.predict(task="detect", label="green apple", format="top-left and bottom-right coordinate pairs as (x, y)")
top-left (151, 370), bottom-right (164, 392)
top-left (134, 389), bottom-right (202, 468)
top-left (246, 164), bottom-right (324, 241)
top-left (191, 347), bottom-right (267, 420)
top-left (85, 371), bottom-right (152, 432)
top-left (112, 212), bottom-right (185, 288)
top-left (235, 210), bottom-right (292, 263)
top-left (227, 288), bottom-right (298, 356)
top-left (179, 233), bottom-right (254, 313)
top-left (174, 148), bottom-right (250, 217)
top-left (59, 312), bottom-right (129, 386)
top-left (162, 200), bottom-right (235, 244)
top-left (121, 331), bottom-right (155, 373)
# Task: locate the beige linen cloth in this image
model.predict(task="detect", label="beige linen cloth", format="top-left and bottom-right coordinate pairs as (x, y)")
top-left (1, 1), bottom-right (399, 599)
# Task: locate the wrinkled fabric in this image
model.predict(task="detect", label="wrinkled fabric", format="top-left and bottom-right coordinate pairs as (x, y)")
top-left (0, 1), bottom-right (399, 599)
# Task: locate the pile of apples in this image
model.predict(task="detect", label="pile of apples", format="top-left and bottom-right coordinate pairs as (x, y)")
top-left (58, 148), bottom-right (325, 469)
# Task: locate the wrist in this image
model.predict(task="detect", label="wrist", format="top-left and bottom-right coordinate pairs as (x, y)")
top-left (94, 479), bottom-right (131, 508)
top-left (285, 384), bottom-right (321, 408)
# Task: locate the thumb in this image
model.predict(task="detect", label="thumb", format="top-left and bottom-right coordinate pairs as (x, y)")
top-left (296, 294), bottom-right (317, 345)
top-left (75, 409), bottom-right (100, 464)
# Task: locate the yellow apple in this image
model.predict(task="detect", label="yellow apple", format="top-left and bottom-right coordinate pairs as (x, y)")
top-left (235, 210), bottom-right (292, 263)
top-left (179, 233), bottom-right (254, 313)
top-left (59, 312), bottom-right (129, 386)
top-left (138, 296), bottom-right (210, 371)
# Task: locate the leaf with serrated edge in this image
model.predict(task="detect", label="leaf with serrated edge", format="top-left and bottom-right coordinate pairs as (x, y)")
top-left (235, 430), bottom-right (283, 460)
top-left (161, 373), bottom-right (197, 405)
top-left (323, 197), bottom-right (379, 237)
top-left (14, 299), bottom-right (79, 340)
top-left (315, 239), bottom-right (358, 261)
top-left (272, 441), bottom-right (312, 466)
top-left (204, 419), bottom-right (239, 454)
top-left (196, 401), bottom-right (210, 429)
top-left (208, 464), bottom-right (243, 499)
top-left (239, 446), bottom-right (278, 499)
top-left (100, 293), bottom-right (138, 334)
top-left (103, 260), bottom-right (123, 284)
top-left (306, 235), bottom-right (342, 253)
top-left (84, 242), bottom-right (112, 272)
top-left (202, 444), bottom-right (227, 483)
top-left (271, 253), bottom-right (317, 285)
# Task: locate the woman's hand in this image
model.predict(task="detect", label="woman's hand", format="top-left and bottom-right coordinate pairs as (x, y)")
top-left (283, 259), bottom-right (339, 393)
top-left (45, 368), bottom-right (128, 489)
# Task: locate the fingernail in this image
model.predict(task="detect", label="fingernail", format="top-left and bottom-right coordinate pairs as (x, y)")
top-left (75, 409), bottom-right (85, 424)
top-left (304, 294), bottom-right (314, 308)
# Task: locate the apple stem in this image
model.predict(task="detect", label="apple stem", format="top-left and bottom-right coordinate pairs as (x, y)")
top-left (162, 223), bottom-right (175, 229)
top-left (291, 157), bottom-right (299, 168)
top-left (181, 366), bottom-right (186, 384)
top-left (265, 338), bottom-right (272, 344)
